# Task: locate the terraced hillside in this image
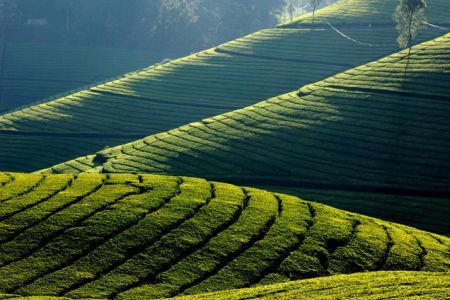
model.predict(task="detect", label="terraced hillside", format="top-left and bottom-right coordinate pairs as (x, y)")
top-left (0, 173), bottom-right (449, 299)
top-left (48, 33), bottom-right (450, 235)
top-left (1, 0), bottom-right (449, 172)
top-left (0, 42), bottom-right (172, 113)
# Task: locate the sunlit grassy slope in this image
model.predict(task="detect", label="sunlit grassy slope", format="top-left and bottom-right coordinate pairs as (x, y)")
top-left (47, 33), bottom-right (450, 235)
top-left (169, 272), bottom-right (450, 300)
top-left (1, 272), bottom-right (449, 300)
top-left (1, 0), bottom-right (449, 172)
top-left (0, 42), bottom-right (173, 113)
top-left (0, 173), bottom-right (448, 299)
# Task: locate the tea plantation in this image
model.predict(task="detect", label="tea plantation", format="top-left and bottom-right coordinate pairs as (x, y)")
top-left (1, 1), bottom-right (449, 299)
top-left (46, 33), bottom-right (450, 235)
top-left (0, 42), bottom-right (172, 113)
top-left (170, 272), bottom-right (450, 300)
top-left (1, 0), bottom-right (449, 172)
top-left (0, 173), bottom-right (448, 299)
top-left (1, 272), bottom-right (449, 299)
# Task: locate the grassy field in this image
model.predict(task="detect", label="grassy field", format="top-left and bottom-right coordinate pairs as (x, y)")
top-left (169, 271), bottom-right (450, 300)
top-left (1, 0), bottom-right (449, 172)
top-left (0, 172), bottom-right (448, 299)
top-left (1, 272), bottom-right (449, 299)
top-left (0, 42), bottom-right (174, 113)
top-left (46, 33), bottom-right (450, 235)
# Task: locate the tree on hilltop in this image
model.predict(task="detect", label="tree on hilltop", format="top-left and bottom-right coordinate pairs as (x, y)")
top-left (0, 0), bottom-right (19, 98)
top-left (394, 0), bottom-right (427, 76)
top-left (394, 0), bottom-right (427, 51)
top-left (282, 0), bottom-right (308, 22)
top-left (309, 0), bottom-right (322, 22)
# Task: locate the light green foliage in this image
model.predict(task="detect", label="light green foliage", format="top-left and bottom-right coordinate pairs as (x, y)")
top-left (0, 174), bottom-right (44, 202)
top-left (14, 175), bottom-right (182, 296)
top-left (394, 0), bottom-right (427, 49)
top-left (379, 224), bottom-right (422, 270)
top-left (0, 182), bottom-right (140, 291)
top-left (0, 175), bottom-right (73, 222)
top-left (64, 179), bottom-right (242, 298)
top-left (329, 221), bottom-right (388, 273)
top-left (278, 204), bottom-right (355, 279)
top-left (0, 173), bottom-right (11, 185)
top-left (2, 272), bottom-right (449, 299)
top-left (181, 191), bottom-right (293, 295)
top-left (0, 173), bottom-right (448, 299)
top-left (0, 296), bottom-right (71, 300)
top-left (115, 186), bottom-right (278, 299)
top-left (170, 271), bottom-right (450, 299)
top-left (0, 174), bottom-right (103, 244)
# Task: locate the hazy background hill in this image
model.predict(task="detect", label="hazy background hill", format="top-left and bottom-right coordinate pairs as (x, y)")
top-left (1, 0), bottom-right (447, 173)
top-left (3, 0), bottom-right (335, 112)
top-left (0, 42), bottom-right (182, 113)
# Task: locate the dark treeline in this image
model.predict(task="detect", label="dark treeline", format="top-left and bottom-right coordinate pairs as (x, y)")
top-left (0, 0), bottom-right (339, 52)
top-left (0, 0), bottom-right (295, 52)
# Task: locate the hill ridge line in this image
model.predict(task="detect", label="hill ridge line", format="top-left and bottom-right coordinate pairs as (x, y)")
top-left (203, 177), bottom-right (450, 199)
top-left (215, 48), bottom-right (354, 68)
top-left (0, 130), bottom-right (146, 139)
top-left (279, 22), bottom-right (450, 29)
top-left (319, 85), bottom-right (450, 103)
top-left (96, 90), bottom-right (238, 110)
top-left (2, 77), bottom-right (89, 84)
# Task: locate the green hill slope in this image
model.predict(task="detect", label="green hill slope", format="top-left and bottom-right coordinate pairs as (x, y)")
top-left (47, 33), bottom-right (450, 235)
top-left (0, 173), bottom-right (448, 299)
top-left (1, 0), bottom-right (449, 172)
top-left (0, 42), bottom-right (173, 113)
top-left (1, 272), bottom-right (449, 300)
top-left (170, 271), bottom-right (450, 300)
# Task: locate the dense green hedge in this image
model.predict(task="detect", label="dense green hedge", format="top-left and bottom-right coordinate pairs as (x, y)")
top-left (0, 173), bottom-right (448, 299)
top-left (171, 271), bottom-right (450, 299)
